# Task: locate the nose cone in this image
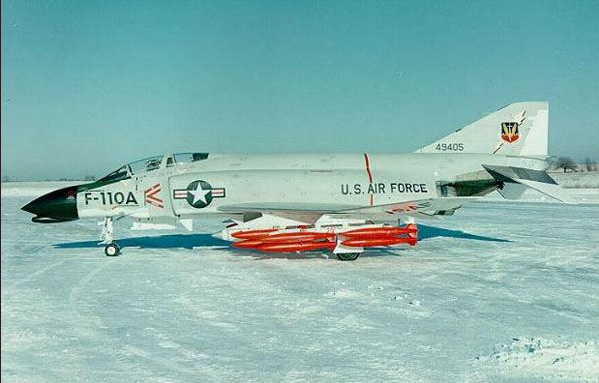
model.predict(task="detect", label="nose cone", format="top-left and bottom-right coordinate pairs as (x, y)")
top-left (22, 186), bottom-right (79, 222)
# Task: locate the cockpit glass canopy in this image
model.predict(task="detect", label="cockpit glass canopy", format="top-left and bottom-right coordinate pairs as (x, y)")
top-left (99, 153), bottom-right (209, 182)
top-left (174, 152), bottom-right (209, 164)
top-left (99, 165), bottom-right (130, 182)
top-left (99, 155), bottom-right (162, 182)
top-left (128, 155), bottom-right (163, 174)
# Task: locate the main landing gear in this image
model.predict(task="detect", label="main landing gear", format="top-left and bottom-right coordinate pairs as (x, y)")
top-left (100, 217), bottom-right (121, 256)
top-left (336, 252), bottom-right (361, 261)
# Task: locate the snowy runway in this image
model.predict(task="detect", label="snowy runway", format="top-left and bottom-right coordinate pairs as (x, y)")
top-left (2, 185), bottom-right (599, 382)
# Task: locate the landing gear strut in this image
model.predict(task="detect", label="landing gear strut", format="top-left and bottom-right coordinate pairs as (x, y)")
top-left (100, 217), bottom-right (121, 256)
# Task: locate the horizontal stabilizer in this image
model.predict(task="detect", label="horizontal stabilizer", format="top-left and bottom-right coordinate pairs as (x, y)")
top-left (483, 165), bottom-right (575, 204)
top-left (514, 178), bottom-right (575, 204)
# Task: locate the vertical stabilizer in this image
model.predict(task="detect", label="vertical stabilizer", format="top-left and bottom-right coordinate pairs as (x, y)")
top-left (416, 102), bottom-right (549, 157)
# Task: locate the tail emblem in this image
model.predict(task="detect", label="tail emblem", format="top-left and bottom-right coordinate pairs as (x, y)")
top-left (501, 110), bottom-right (526, 144)
top-left (501, 122), bottom-right (520, 143)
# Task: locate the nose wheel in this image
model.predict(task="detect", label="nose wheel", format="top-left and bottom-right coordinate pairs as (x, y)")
top-left (104, 242), bottom-right (121, 257)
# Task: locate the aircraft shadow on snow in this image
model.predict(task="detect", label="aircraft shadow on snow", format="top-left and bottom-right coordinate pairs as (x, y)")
top-left (417, 224), bottom-right (510, 243)
top-left (54, 233), bottom-right (231, 251)
top-left (54, 224), bottom-right (509, 258)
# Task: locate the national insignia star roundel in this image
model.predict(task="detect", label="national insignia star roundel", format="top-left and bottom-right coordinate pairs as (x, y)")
top-left (172, 180), bottom-right (226, 209)
top-left (186, 180), bottom-right (213, 208)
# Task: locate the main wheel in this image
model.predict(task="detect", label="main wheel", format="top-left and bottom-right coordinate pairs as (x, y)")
top-left (104, 242), bottom-right (121, 257)
top-left (336, 252), bottom-right (360, 261)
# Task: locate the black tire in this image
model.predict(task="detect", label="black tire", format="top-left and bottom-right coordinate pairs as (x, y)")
top-left (336, 252), bottom-right (360, 261)
top-left (104, 243), bottom-right (121, 257)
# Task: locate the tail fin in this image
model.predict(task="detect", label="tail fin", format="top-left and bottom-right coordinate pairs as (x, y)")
top-left (416, 102), bottom-right (549, 157)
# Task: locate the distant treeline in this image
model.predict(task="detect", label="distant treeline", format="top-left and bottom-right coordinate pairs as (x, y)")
top-left (2, 175), bottom-right (96, 182)
top-left (549, 157), bottom-right (598, 173)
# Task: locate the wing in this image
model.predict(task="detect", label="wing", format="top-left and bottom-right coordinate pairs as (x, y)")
top-left (217, 197), bottom-right (480, 223)
top-left (341, 197), bottom-right (480, 214)
top-left (218, 202), bottom-right (360, 224)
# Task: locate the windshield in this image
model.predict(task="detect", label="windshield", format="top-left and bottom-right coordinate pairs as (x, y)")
top-left (99, 165), bottom-right (130, 182)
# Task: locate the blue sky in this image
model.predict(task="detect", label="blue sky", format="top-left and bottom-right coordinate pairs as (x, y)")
top-left (2, 0), bottom-right (598, 180)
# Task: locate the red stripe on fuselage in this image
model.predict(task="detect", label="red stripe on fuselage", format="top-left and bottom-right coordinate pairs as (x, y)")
top-left (363, 153), bottom-right (374, 206)
top-left (363, 153), bottom-right (373, 183)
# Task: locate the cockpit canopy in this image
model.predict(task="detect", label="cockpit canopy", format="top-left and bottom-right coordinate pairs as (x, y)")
top-left (99, 152), bottom-right (209, 182)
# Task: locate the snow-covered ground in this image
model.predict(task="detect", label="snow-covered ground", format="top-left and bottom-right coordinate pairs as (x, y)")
top-left (2, 183), bottom-right (599, 383)
top-left (550, 172), bottom-right (599, 189)
top-left (1, 181), bottom-right (83, 197)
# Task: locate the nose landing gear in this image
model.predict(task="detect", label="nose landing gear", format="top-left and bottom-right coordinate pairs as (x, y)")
top-left (100, 217), bottom-right (121, 256)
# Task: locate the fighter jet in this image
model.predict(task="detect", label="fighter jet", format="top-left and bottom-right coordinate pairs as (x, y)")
top-left (22, 102), bottom-right (571, 260)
